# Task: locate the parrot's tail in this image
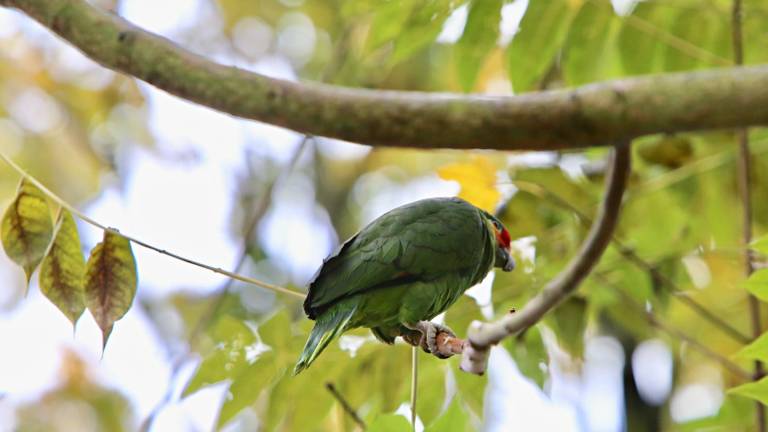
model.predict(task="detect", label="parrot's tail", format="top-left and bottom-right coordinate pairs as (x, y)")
top-left (293, 301), bottom-right (358, 375)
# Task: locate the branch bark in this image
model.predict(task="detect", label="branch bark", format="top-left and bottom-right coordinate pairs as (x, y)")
top-left (3, 0), bottom-right (768, 150)
top-left (459, 143), bottom-right (631, 374)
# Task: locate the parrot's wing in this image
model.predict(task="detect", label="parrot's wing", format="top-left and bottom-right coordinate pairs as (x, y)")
top-left (303, 198), bottom-right (488, 319)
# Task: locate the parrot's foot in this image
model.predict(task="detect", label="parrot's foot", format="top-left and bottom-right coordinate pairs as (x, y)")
top-left (403, 321), bottom-right (456, 359)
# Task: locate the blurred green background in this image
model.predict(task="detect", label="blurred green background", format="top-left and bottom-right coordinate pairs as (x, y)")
top-left (0, 0), bottom-right (767, 431)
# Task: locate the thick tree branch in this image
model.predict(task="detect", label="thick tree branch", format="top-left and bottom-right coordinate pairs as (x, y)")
top-left (3, 0), bottom-right (768, 150)
top-left (459, 144), bottom-right (631, 374)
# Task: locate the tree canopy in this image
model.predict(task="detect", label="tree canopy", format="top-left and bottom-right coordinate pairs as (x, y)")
top-left (0, 0), bottom-right (767, 431)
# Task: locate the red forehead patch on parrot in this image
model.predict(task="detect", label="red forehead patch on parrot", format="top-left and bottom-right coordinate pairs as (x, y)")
top-left (497, 227), bottom-right (511, 249)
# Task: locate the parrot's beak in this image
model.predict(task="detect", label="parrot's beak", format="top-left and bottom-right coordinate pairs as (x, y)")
top-left (502, 248), bottom-right (515, 272)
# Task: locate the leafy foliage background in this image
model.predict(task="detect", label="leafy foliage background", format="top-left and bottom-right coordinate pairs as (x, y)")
top-left (0, 0), bottom-right (767, 430)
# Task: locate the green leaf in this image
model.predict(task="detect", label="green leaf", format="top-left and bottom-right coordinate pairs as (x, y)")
top-left (751, 235), bottom-right (768, 256)
top-left (411, 353), bottom-right (448, 424)
top-left (662, 9), bottom-right (726, 72)
top-left (743, 5), bottom-right (768, 65)
top-left (39, 210), bottom-right (86, 325)
top-left (391, 0), bottom-right (457, 64)
top-left (729, 376), bottom-right (768, 405)
top-left (366, 0), bottom-right (417, 51)
top-left (451, 355), bottom-right (487, 416)
top-left (217, 351), bottom-right (284, 429)
top-left (444, 295), bottom-right (484, 339)
top-left (425, 397), bottom-right (470, 432)
top-left (735, 331), bottom-right (768, 362)
top-left (617, 2), bottom-right (667, 75)
top-left (504, 326), bottom-right (547, 388)
top-left (1, 178), bottom-right (54, 283)
top-left (507, 0), bottom-right (578, 92)
top-left (744, 269), bottom-right (768, 303)
top-left (550, 296), bottom-right (588, 358)
top-left (367, 414), bottom-right (411, 432)
top-left (183, 316), bottom-right (257, 397)
top-left (455, 0), bottom-right (503, 92)
top-left (677, 394), bottom-right (754, 431)
top-left (563, 1), bottom-right (621, 85)
top-left (84, 230), bottom-right (138, 348)
top-left (258, 309), bottom-right (292, 351)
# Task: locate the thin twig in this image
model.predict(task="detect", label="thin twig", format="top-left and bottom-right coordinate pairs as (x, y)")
top-left (410, 346), bottom-right (418, 430)
top-left (460, 143), bottom-right (631, 374)
top-left (0, 151), bottom-right (305, 299)
top-left (514, 180), bottom-right (752, 344)
top-left (599, 273), bottom-right (752, 380)
top-left (325, 382), bottom-right (366, 430)
top-left (733, 0), bottom-right (765, 428)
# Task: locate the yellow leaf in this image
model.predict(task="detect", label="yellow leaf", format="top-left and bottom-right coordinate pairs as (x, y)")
top-left (40, 210), bottom-right (86, 325)
top-left (437, 156), bottom-right (501, 211)
top-left (84, 230), bottom-right (138, 349)
top-left (1, 178), bottom-right (54, 283)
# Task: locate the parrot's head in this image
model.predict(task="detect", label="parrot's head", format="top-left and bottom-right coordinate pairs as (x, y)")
top-left (482, 212), bottom-right (515, 272)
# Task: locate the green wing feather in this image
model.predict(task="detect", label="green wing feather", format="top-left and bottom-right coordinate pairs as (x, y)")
top-left (294, 298), bottom-right (358, 375)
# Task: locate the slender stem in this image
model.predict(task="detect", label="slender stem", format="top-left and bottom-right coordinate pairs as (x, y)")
top-left (325, 382), bottom-right (366, 430)
top-left (732, 0), bottom-right (744, 66)
top-left (411, 346), bottom-right (418, 430)
top-left (732, 0), bottom-right (765, 429)
top-left (738, 129), bottom-right (765, 427)
top-left (0, 151), bottom-right (306, 299)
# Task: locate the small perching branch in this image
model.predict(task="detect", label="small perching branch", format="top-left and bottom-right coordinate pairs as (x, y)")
top-left (3, 0), bottom-right (768, 151)
top-left (460, 143), bottom-right (631, 375)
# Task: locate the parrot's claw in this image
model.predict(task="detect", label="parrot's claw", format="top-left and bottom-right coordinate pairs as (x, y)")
top-left (405, 321), bottom-right (456, 359)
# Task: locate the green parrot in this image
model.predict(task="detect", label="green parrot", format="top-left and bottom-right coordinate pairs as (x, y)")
top-left (294, 197), bottom-right (515, 374)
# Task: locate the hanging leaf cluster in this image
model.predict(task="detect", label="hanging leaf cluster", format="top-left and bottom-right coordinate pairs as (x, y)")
top-left (1, 178), bottom-right (138, 347)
